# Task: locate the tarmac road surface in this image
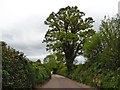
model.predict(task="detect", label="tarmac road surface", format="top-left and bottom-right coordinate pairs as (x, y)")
top-left (35, 74), bottom-right (94, 89)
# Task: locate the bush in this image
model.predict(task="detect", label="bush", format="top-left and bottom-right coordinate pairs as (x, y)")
top-left (57, 63), bottom-right (67, 77)
top-left (1, 42), bottom-right (51, 89)
top-left (70, 62), bottom-right (120, 89)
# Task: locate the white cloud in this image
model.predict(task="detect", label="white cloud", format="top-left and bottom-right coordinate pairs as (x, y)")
top-left (1, 15), bottom-right (49, 61)
top-left (0, 0), bottom-right (120, 61)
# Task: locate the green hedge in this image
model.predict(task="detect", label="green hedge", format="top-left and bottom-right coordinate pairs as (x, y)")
top-left (1, 42), bottom-right (51, 89)
top-left (68, 62), bottom-right (120, 89)
top-left (30, 62), bottom-right (51, 86)
top-left (56, 61), bottom-right (120, 89)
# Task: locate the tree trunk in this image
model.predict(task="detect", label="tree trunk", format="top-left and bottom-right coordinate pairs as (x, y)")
top-left (66, 59), bottom-right (73, 75)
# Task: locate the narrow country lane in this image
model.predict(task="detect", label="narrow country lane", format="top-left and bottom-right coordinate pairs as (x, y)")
top-left (35, 74), bottom-right (94, 89)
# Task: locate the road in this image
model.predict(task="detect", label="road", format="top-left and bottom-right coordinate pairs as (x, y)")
top-left (35, 74), bottom-right (94, 89)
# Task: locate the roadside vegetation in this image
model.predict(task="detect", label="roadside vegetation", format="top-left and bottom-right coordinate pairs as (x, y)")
top-left (1, 5), bottom-right (120, 89)
top-left (43, 6), bottom-right (120, 89)
top-left (49, 16), bottom-right (120, 89)
top-left (43, 6), bottom-right (95, 74)
top-left (1, 42), bottom-right (51, 89)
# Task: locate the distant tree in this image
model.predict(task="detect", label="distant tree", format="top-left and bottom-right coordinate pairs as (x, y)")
top-left (43, 6), bottom-right (95, 74)
top-left (43, 54), bottom-right (58, 73)
top-left (36, 59), bottom-right (41, 64)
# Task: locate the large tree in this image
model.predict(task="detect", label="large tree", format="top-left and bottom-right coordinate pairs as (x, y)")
top-left (43, 6), bottom-right (95, 74)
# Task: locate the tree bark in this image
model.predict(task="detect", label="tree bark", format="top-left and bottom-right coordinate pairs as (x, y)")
top-left (66, 58), bottom-right (74, 75)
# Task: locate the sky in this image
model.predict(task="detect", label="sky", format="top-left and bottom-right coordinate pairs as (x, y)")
top-left (0, 0), bottom-right (120, 62)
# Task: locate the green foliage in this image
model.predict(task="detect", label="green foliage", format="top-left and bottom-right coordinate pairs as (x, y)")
top-left (29, 61), bottom-right (51, 86)
top-left (56, 60), bottom-right (119, 88)
top-left (70, 62), bottom-right (120, 89)
top-left (43, 6), bottom-right (95, 73)
top-left (84, 33), bottom-right (102, 61)
top-left (1, 41), bottom-right (51, 89)
top-left (56, 63), bottom-right (68, 77)
top-left (99, 15), bottom-right (120, 70)
top-left (43, 54), bottom-right (58, 72)
top-left (84, 15), bottom-right (120, 69)
top-left (2, 42), bottom-right (32, 88)
top-left (78, 16), bottom-right (120, 89)
top-left (43, 53), bottom-right (65, 74)
top-left (57, 15), bottom-right (120, 89)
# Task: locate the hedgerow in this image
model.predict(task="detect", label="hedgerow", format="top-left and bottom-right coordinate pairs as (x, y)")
top-left (1, 41), bottom-right (51, 89)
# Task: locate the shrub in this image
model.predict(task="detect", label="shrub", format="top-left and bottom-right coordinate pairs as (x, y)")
top-left (1, 42), bottom-right (51, 89)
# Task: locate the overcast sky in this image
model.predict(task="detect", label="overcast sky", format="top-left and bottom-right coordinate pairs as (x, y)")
top-left (0, 0), bottom-right (120, 62)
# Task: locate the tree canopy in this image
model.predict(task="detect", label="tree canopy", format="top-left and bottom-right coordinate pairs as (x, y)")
top-left (43, 6), bottom-right (95, 73)
top-left (84, 15), bottom-right (120, 70)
